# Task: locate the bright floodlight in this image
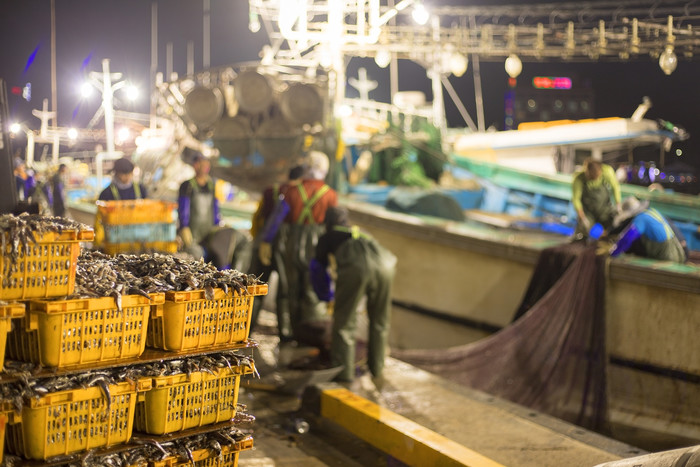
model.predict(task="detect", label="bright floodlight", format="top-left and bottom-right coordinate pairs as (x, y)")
top-left (336, 104), bottom-right (353, 118)
top-left (9, 123), bottom-right (21, 134)
top-left (80, 82), bottom-right (93, 98)
top-left (117, 126), bottom-right (131, 143)
top-left (412, 4), bottom-right (429, 25)
top-left (67, 128), bottom-right (78, 140)
top-left (125, 85), bottom-right (139, 101)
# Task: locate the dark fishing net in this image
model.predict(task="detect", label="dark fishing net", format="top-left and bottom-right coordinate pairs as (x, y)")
top-left (392, 242), bottom-right (610, 432)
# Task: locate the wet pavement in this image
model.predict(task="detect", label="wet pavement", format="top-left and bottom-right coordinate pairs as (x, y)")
top-left (235, 311), bottom-right (644, 467)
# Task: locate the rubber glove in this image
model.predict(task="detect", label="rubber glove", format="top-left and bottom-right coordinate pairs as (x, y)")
top-left (179, 227), bottom-right (193, 247)
top-left (309, 258), bottom-right (334, 302)
top-left (259, 241), bottom-right (272, 266)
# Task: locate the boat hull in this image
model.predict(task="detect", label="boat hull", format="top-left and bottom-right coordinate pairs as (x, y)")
top-left (345, 199), bottom-right (700, 448)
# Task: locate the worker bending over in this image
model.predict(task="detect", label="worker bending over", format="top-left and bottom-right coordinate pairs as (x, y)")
top-left (178, 153), bottom-right (238, 270)
top-left (609, 196), bottom-right (686, 263)
top-left (311, 206), bottom-right (397, 383)
top-left (571, 158), bottom-right (621, 237)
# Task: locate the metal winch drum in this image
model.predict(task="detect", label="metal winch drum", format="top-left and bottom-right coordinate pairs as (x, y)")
top-left (184, 86), bottom-right (224, 129)
top-left (233, 70), bottom-right (274, 114)
top-left (280, 83), bottom-right (324, 126)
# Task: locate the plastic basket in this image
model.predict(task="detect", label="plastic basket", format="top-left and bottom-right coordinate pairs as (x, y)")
top-left (135, 364), bottom-right (254, 435)
top-left (104, 222), bottom-right (177, 244)
top-left (6, 379), bottom-right (151, 460)
top-left (0, 302), bottom-right (24, 370)
top-left (0, 229), bottom-right (93, 300)
top-left (150, 437), bottom-right (254, 467)
top-left (97, 200), bottom-right (177, 226)
top-left (147, 284), bottom-right (267, 351)
top-left (102, 240), bottom-right (178, 256)
top-left (0, 407), bottom-right (13, 464)
top-left (7, 294), bottom-right (164, 368)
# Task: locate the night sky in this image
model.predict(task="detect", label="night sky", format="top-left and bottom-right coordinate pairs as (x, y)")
top-left (1, 0), bottom-right (700, 171)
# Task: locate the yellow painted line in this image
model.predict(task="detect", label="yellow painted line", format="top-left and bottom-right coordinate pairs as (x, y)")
top-left (320, 388), bottom-right (505, 467)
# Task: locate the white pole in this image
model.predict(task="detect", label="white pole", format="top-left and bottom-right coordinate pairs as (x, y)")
top-left (203, 0), bottom-right (210, 69)
top-left (102, 59), bottom-right (116, 156)
top-left (26, 131), bottom-right (35, 168)
top-left (52, 132), bottom-right (60, 164)
top-left (150, 1), bottom-right (158, 129)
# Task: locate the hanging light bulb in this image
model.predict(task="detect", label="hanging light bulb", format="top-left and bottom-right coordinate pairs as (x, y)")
top-left (505, 54), bottom-right (522, 78)
top-left (248, 12), bottom-right (261, 33)
top-left (659, 45), bottom-right (678, 75)
top-left (412, 3), bottom-right (429, 25)
top-left (375, 49), bottom-right (391, 68)
top-left (449, 53), bottom-right (468, 77)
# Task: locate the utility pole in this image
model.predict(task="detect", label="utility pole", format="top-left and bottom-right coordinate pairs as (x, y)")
top-left (50, 0), bottom-right (58, 129)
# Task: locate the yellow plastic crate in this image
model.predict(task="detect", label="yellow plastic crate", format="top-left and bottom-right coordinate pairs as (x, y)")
top-left (150, 437), bottom-right (254, 467)
top-left (135, 363), bottom-right (254, 435)
top-left (0, 408), bottom-right (12, 464)
top-left (96, 200), bottom-right (177, 225)
top-left (8, 293), bottom-right (164, 368)
top-left (102, 240), bottom-right (178, 256)
top-left (147, 284), bottom-right (267, 351)
top-left (0, 229), bottom-right (93, 300)
top-left (6, 379), bottom-right (152, 460)
top-left (0, 302), bottom-right (24, 370)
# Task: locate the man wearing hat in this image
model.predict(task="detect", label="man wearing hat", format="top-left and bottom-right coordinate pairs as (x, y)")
top-left (178, 153), bottom-right (240, 269)
top-left (609, 196), bottom-right (686, 263)
top-left (98, 157), bottom-right (147, 200)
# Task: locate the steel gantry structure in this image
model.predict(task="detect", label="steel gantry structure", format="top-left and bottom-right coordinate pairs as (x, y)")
top-left (246, 0), bottom-right (700, 133)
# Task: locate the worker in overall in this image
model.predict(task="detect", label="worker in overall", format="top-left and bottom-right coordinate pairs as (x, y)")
top-left (249, 164), bottom-right (305, 339)
top-left (571, 158), bottom-right (621, 237)
top-left (50, 163), bottom-right (68, 217)
top-left (98, 157), bottom-right (147, 201)
top-left (178, 153), bottom-right (238, 270)
top-left (259, 151), bottom-right (338, 343)
top-left (609, 196), bottom-right (687, 263)
top-left (95, 157), bottom-right (146, 247)
top-left (310, 206), bottom-right (397, 383)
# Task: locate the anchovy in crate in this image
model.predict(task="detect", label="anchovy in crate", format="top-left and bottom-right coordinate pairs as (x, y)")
top-left (72, 251), bottom-right (264, 309)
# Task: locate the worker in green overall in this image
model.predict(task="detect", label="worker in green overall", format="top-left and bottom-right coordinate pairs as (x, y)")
top-left (571, 158), bottom-right (621, 237)
top-left (259, 151), bottom-right (338, 343)
top-left (249, 164), bottom-right (305, 339)
top-left (310, 206), bottom-right (397, 383)
top-left (609, 196), bottom-right (687, 263)
top-left (178, 153), bottom-right (237, 269)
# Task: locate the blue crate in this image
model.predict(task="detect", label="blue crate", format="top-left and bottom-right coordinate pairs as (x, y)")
top-left (105, 222), bottom-right (176, 244)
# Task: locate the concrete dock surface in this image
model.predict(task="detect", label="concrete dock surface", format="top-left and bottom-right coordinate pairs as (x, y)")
top-left (237, 325), bottom-right (647, 467)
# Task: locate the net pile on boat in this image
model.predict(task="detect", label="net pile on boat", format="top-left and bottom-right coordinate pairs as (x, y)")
top-left (392, 242), bottom-right (609, 432)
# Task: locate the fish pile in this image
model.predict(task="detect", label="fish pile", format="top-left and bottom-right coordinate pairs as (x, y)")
top-left (71, 250), bottom-right (263, 307)
top-left (2, 426), bottom-right (252, 467)
top-left (0, 213), bottom-right (92, 272)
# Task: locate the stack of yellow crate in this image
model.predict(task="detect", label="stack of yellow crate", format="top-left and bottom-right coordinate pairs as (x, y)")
top-left (96, 199), bottom-right (178, 255)
top-left (0, 215), bottom-right (267, 466)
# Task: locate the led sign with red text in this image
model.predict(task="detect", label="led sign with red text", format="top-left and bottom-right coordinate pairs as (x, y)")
top-left (532, 76), bottom-right (572, 90)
